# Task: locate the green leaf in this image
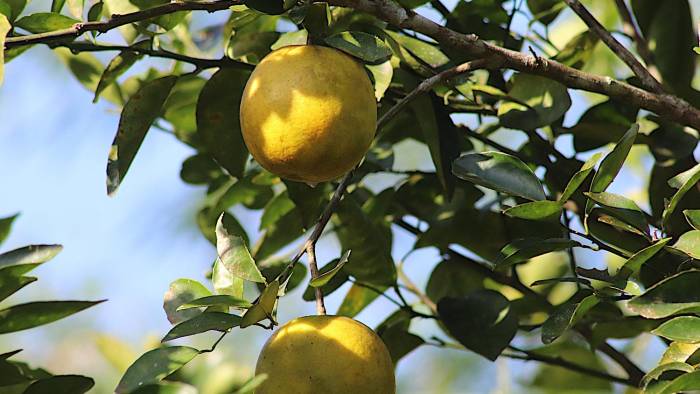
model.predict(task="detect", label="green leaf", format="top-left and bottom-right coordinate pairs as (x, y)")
top-left (3, 0), bottom-right (25, 21)
top-left (0, 213), bottom-right (18, 247)
top-left (376, 310), bottom-right (424, 364)
top-left (302, 2), bottom-right (330, 42)
top-left (615, 238), bottom-right (671, 280)
top-left (15, 12), bottom-right (79, 33)
top-left (94, 48), bottom-right (144, 103)
top-left (0, 244), bottom-right (62, 268)
top-left (244, 0), bottom-right (295, 15)
top-left (259, 192), bottom-right (296, 231)
top-left (671, 230), bottom-right (700, 259)
top-left (310, 250), bottom-right (350, 288)
top-left (438, 290), bottom-right (518, 361)
top-left (386, 31), bottom-right (449, 68)
top-left (660, 342), bottom-right (700, 364)
top-left (65, 0), bottom-right (83, 19)
top-left (196, 68), bottom-right (250, 178)
top-left (87, 1), bottom-right (102, 22)
top-left (503, 200), bottom-right (562, 221)
top-left (495, 238), bottom-right (579, 268)
top-left (663, 164), bottom-right (700, 227)
top-left (586, 123), bottom-right (639, 213)
top-left (426, 260), bottom-right (486, 301)
top-left (163, 279), bottom-right (211, 325)
top-left (270, 30), bottom-right (308, 50)
top-left (559, 153), bottom-right (601, 202)
top-left (0, 265), bottom-right (38, 302)
top-left (453, 151), bottom-right (545, 201)
top-left (0, 14), bottom-right (10, 87)
top-left (51, 0), bottom-right (65, 13)
top-left (302, 259), bottom-right (349, 301)
top-left (585, 192), bottom-right (648, 234)
top-left (215, 214), bottom-right (265, 283)
top-left (233, 374), bottom-right (268, 394)
top-left (655, 370), bottom-right (700, 394)
top-left (107, 76), bottom-right (178, 195)
top-left (569, 100), bottom-right (639, 152)
top-left (24, 375), bottom-right (94, 394)
top-left (179, 154), bottom-right (221, 185)
top-left (497, 73), bottom-right (571, 130)
top-left (0, 300), bottom-right (104, 334)
top-left (541, 295), bottom-right (599, 344)
top-left (212, 258), bottom-right (244, 299)
top-left (131, 382), bottom-right (197, 394)
top-left (115, 347), bottom-right (199, 394)
top-left (334, 197), bottom-right (396, 286)
top-left (641, 362), bottom-right (695, 391)
top-left (257, 257), bottom-right (306, 295)
top-left (629, 270), bottom-right (700, 319)
top-left (162, 312), bottom-right (242, 342)
top-left (684, 210), bottom-right (700, 230)
top-left (337, 283), bottom-right (384, 317)
top-left (240, 280), bottom-right (278, 328)
top-left (652, 316), bottom-right (700, 343)
top-left (325, 31), bottom-right (392, 65)
top-left (283, 180), bottom-right (328, 229)
top-left (553, 31), bottom-right (599, 69)
top-left (176, 295), bottom-right (251, 311)
top-left (55, 48), bottom-right (122, 104)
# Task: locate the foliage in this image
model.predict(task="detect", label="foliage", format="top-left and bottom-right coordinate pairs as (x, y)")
top-left (2, 0), bottom-right (700, 392)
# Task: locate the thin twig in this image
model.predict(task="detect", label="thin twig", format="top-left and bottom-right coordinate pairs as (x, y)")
top-left (306, 243), bottom-right (326, 315)
top-left (564, 0), bottom-right (663, 93)
top-left (613, 0), bottom-right (661, 82)
top-left (397, 264), bottom-right (437, 314)
top-left (5, 0), bottom-right (244, 48)
top-left (52, 41), bottom-right (253, 71)
top-left (505, 346), bottom-right (635, 386)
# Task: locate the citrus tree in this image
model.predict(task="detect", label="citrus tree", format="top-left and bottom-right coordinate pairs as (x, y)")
top-left (2, 0), bottom-right (700, 392)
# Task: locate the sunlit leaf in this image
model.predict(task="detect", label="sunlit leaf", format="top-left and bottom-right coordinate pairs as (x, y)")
top-left (215, 213), bottom-right (265, 283)
top-left (310, 250), bottom-right (351, 288)
top-left (663, 164), bottom-right (700, 227)
top-left (652, 316), bottom-right (700, 343)
top-left (162, 312), bottom-right (242, 342)
top-left (495, 238), bottom-right (579, 268)
top-left (628, 270), bottom-right (700, 318)
top-left (177, 295), bottom-right (252, 311)
top-left (163, 279), bottom-right (211, 325)
top-left (325, 31), bottom-right (392, 65)
top-left (338, 283), bottom-right (384, 317)
top-left (0, 244), bottom-right (62, 268)
top-left (498, 73), bottom-right (571, 130)
top-left (685, 210), bottom-right (700, 230)
top-left (670, 230), bottom-right (700, 259)
top-left (585, 192), bottom-right (648, 234)
top-left (15, 12), bottom-right (79, 33)
top-left (503, 200), bottom-right (562, 221)
top-left (240, 280), bottom-right (279, 328)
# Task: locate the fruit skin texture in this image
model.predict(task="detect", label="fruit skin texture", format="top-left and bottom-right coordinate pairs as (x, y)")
top-left (254, 315), bottom-right (395, 394)
top-left (239, 45), bottom-right (377, 184)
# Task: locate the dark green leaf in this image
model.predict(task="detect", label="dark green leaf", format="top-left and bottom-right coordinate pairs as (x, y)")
top-left (663, 164), bottom-right (700, 227)
top-left (257, 257), bottom-right (306, 295)
top-left (3, 0), bottom-right (25, 21)
top-left (244, 0), bottom-right (295, 15)
top-left (0, 266), bottom-right (37, 302)
top-left (302, 259), bottom-right (349, 301)
top-left (497, 73), bottom-right (571, 130)
top-left (628, 270), bottom-right (700, 319)
top-left (196, 68), bottom-right (250, 178)
top-left (94, 48), bottom-right (144, 103)
top-left (671, 230), bottom-right (700, 259)
top-left (163, 279), bottom-right (211, 325)
top-left (179, 154), bottom-right (221, 185)
top-left (87, 1), bottom-right (102, 22)
top-left (648, 124), bottom-right (698, 166)
top-left (0, 244), bottom-right (62, 268)
top-left (529, 342), bottom-right (611, 391)
top-left (24, 375), bottom-right (94, 394)
top-left (559, 153), bottom-right (601, 203)
top-left (334, 197), bottom-right (396, 286)
top-left (376, 310), bottom-right (424, 364)
top-left (685, 210), bottom-right (700, 230)
top-left (240, 280), bottom-right (278, 328)
top-left (177, 295), bottom-right (252, 311)
top-left (386, 31), bottom-right (449, 68)
top-left (0, 213), bottom-right (18, 247)
top-left (569, 100), bottom-right (639, 152)
top-left (503, 200), bottom-right (562, 221)
top-left (652, 316), bottom-right (700, 343)
top-left (107, 76), bottom-right (178, 195)
top-left (615, 238), bottom-right (671, 280)
top-left (541, 295), bottom-right (598, 344)
top-left (302, 2), bottom-right (330, 42)
top-left (325, 31), bottom-right (392, 65)
top-left (654, 370), bottom-right (700, 394)
top-left (337, 282), bottom-right (384, 317)
top-left (310, 250), bottom-right (350, 288)
top-left (553, 31), bottom-right (599, 69)
top-left (162, 312), bottom-right (242, 342)
top-left (586, 123), bottom-right (639, 212)
top-left (55, 48), bottom-right (122, 104)
top-left (495, 238), bottom-right (579, 268)
top-left (641, 362), bottom-right (695, 391)
top-left (215, 213), bottom-right (265, 283)
top-left (453, 151), bottom-right (546, 201)
top-left (438, 290), bottom-right (518, 361)
top-left (283, 180), bottom-right (328, 229)
top-left (0, 300), bottom-right (104, 334)
top-left (527, 0), bottom-right (563, 25)
top-left (115, 347), bottom-right (199, 394)
top-left (426, 260), bottom-right (486, 301)
top-left (585, 192), bottom-right (648, 234)
top-left (15, 12), bottom-right (79, 33)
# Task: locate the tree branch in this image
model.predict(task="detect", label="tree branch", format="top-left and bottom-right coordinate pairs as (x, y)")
top-left (51, 41), bottom-right (253, 71)
top-left (564, 0), bottom-right (663, 93)
top-left (306, 242), bottom-right (326, 315)
top-left (613, 0), bottom-right (661, 83)
top-left (4, 0), bottom-right (243, 49)
top-left (326, 0), bottom-right (700, 130)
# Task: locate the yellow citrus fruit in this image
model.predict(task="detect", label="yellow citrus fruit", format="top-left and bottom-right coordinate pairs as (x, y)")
top-left (254, 315), bottom-right (395, 394)
top-left (239, 45), bottom-right (377, 184)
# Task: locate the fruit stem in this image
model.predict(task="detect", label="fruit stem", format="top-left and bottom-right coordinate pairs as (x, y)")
top-left (306, 242), bottom-right (327, 315)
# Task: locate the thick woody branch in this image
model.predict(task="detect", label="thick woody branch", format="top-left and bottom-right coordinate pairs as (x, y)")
top-left (564, 0), bottom-right (663, 93)
top-left (613, 0), bottom-right (661, 82)
top-left (326, 0), bottom-right (700, 130)
top-left (4, 0), bottom-right (243, 48)
top-left (52, 41), bottom-right (253, 70)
